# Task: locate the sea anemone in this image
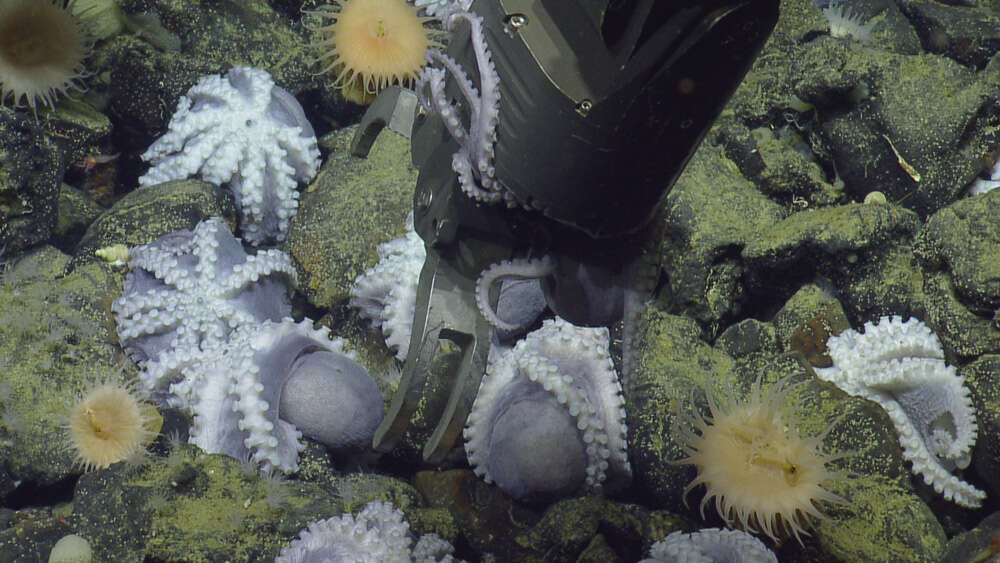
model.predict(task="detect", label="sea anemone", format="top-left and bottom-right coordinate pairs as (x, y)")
top-left (65, 378), bottom-right (161, 471)
top-left (676, 376), bottom-right (846, 544)
top-left (822, 4), bottom-right (875, 43)
top-left (261, 469), bottom-right (290, 510)
top-left (0, 0), bottom-right (90, 113)
top-left (307, 0), bottom-right (441, 103)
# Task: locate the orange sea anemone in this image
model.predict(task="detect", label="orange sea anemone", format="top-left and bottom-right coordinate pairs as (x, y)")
top-left (676, 376), bottom-right (847, 544)
top-left (0, 0), bottom-right (90, 113)
top-left (307, 0), bottom-right (441, 103)
top-left (65, 378), bottom-right (161, 471)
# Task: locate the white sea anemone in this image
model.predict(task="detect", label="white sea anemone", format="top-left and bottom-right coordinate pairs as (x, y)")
top-left (823, 4), bottom-right (875, 43)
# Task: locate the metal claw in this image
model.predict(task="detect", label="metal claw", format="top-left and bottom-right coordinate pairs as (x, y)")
top-left (371, 247), bottom-right (493, 464)
top-left (350, 86), bottom-right (419, 157)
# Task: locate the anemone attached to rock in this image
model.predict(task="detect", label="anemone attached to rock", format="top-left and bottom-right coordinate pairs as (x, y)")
top-left (675, 376), bottom-right (846, 544)
top-left (65, 374), bottom-right (161, 471)
top-left (0, 0), bottom-right (90, 113)
top-left (306, 0), bottom-right (442, 103)
top-left (822, 4), bottom-right (875, 43)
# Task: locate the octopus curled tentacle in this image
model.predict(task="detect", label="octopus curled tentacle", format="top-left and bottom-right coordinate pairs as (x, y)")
top-left (476, 256), bottom-right (554, 331)
top-left (463, 317), bottom-right (631, 501)
top-left (416, 4), bottom-right (502, 203)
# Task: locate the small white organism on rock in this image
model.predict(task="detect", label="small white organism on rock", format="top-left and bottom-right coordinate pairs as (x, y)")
top-left (823, 3), bottom-right (876, 43)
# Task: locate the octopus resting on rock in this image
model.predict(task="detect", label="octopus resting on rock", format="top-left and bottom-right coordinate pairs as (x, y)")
top-left (463, 317), bottom-right (631, 502)
top-left (115, 219), bottom-right (382, 472)
top-left (113, 216), bottom-right (297, 372)
top-left (139, 67), bottom-right (321, 245)
top-left (178, 318), bottom-right (382, 474)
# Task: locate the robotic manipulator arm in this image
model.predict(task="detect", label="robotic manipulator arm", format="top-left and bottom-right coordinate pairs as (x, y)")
top-left (350, 0), bottom-right (779, 464)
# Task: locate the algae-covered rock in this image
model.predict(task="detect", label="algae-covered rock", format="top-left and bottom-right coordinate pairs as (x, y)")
top-left (71, 179), bottom-right (237, 268)
top-left (107, 0), bottom-right (316, 136)
top-left (661, 142), bottom-right (786, 338)
top-left (742, 202), bottom-right (920, 273)
top-left (626, 307), bottom-right (738, 510)
top-left (740, 202), bottom-right (922, 319)
top-left (56, 185), bottom-right (104, 250)
top-left (0, 507), bottom-right (68, 563)
top-left (770, 283), bottom-right (852, 368)
top-left (412, 469), bottom-right (687, 562)
top-left (961, 355), bottom-right (1000, 499)
top-left (722, 123), bottom-right (844, 209)
top-left (914, 190), bottom-right (1000, 358)
top-left (43, 99), bottom-right (114, 168)
top-left (0, 96), bottom-right (110, 254)
top-left (916, 190), bottom-right (1000, 313)
top-left (0, 111), bottom-right (63, 254)
top-left (817, 478), bottom-right (946, 563)
top-left (920, 272), bottom-right (1000, 359)
top-left (72, 441), bottom-right (426, 562)
top-left (285, 125), bottom-right (417, 311)
top-left (836, 240), bottom-right (927, 327)
top-left (515, 496), bottom-right (687, 563)
top-left (792, 38), bottom-right (999, 216)
top-left (720, 0), bottom-right (1000, 217)
top-left (0, 247), bottom-right (123, 486)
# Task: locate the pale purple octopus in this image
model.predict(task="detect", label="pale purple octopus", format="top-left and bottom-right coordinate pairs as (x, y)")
top-left (114, 219), bottom-right (382, 472)
top-left (464, 317), bottom-right (631, 502)
top-left (416, 3), bottom-right (501, 204)
top-left (113, 217), bottom-right (297, 374)
top-left (175, 318), bottom-right (382, 473)
top-left (139, 67), bottom-right (321, 245)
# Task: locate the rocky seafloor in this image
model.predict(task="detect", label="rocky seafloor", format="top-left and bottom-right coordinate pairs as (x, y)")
top-left (3, 0), bottom-right (1000, 561)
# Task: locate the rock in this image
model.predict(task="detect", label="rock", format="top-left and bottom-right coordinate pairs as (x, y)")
top-left (71, 443), bottom-right (426, 562)
top-left (816, 478), bottom-right (946, 563)
top-left (516, 496), bottom-right (685, 563)
top-left (741, 202), bottom-right (921, 320)
top-left (284, 124), bottom-right (417, 311)
top-left (0, 508), bottom-right (68, 563)
top-left (771, 283), bottom-right (852, 368)
top-left (794, 39), bottom-right (999, 215)
top-left (412, 469), bottom-right (538, 558)
top-left (0, 247), bottom-right (122, 486)
top-left (626, 308), bottom-right (737, 510)
top-left (961, 355), bottom-right (1000, 499)
top-left (914, 190), bottom-right (1000, 358)
top-left (55, 185), bottom-right (104, 251)
top-left (72, 179), bottom-right (237, 268)
top-left (106, 0), bottom-right (317, 144)
top-left (661, 143), bottom-right (786, 338)
top-left (940, 511), bottom-right (1000, 563)
top-left (0, 110), bottom-right (63, 254)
